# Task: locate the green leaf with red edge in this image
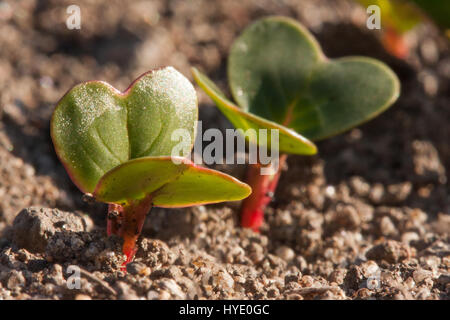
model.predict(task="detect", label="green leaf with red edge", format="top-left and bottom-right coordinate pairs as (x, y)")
top-left (194, 16), bottom-right (400, 147)
top-left (51, 67), bottom-right (251, 207)
top-left (93, 156), bottom-right (251, 207)
top-left (51, 67), bottom-right (198, 194)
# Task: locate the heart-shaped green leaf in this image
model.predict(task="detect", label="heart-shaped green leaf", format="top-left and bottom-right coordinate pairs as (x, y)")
top-left (52, 67), bottom-right (251, 209)
top-left (194, 16), bottom-right (400, 146)
top-left (93, 156), bottom-right (251, 207)
top-left (51, 67), bottom-right (197, 193)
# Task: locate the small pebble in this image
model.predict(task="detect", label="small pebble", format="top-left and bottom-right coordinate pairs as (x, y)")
top-left (275, 246), bottom-right (295, 262)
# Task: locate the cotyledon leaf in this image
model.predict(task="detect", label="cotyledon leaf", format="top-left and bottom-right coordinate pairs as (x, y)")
top-left (93, 156), bottom-right (252, 207)
top-left (292, 57), bottom-right (400, 140)
top-left (192, 68), bottom-right (317, 155)
top-left (197, 16), bottom-right (400, 147)
top-left (51, 67), bottom-right (197, 194)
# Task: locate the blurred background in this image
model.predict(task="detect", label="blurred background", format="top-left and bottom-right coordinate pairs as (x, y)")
top-left (0, 0), bottom-right (448, 234)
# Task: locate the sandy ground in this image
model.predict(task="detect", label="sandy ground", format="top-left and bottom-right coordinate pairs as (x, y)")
top-left (0, 0), bottom-right (448, 299)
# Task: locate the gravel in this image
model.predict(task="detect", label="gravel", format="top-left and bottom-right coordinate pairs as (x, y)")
top-left (12, 207), bottom-right (92, 253)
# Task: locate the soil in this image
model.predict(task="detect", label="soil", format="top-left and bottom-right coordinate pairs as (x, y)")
top-left (0, 0), bottom-right (449, 300)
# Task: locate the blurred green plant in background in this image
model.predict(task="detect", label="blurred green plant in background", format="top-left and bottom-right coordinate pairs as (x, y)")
top-left (356, 0), bottom-right (449, 58)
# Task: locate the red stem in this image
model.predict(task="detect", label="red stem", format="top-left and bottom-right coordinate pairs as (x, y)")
top-left (107, 196), bottom-right (153, 267)
top-left (240, 154), bottom-right (287, 232)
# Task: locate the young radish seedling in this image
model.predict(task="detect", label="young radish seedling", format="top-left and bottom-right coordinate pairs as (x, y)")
top-left (193, 16), bottom-right (400, 232)
top-left (51, 67), bottom-right (251, 265)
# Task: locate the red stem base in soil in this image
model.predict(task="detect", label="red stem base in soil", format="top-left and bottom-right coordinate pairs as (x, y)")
top-left (107, 196), bottom-right (153, 268)
top-left (240, 154), bottom-right (287, 232)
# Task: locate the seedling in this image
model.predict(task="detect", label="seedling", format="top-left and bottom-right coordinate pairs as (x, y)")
top-left (193, 16), bottom-right (400, 232)
top-left (358, 0), bottom-right (450, 58)
top-left (357, 0), bottom-right (423, 58)
top-left (51, 67), bottom-right (251, 265)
